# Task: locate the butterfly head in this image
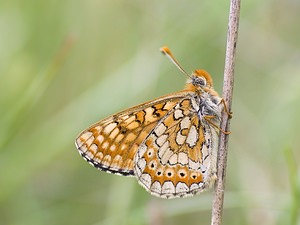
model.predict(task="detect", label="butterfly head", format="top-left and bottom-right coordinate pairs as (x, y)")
top-left (191, 70), bottom-right (213, 87)
top-left (185, 69), bottom-right (217, 94)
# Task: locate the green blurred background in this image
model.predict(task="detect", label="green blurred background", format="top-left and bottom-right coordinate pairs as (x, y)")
top-left (0, 0), bottom-right (299, 225)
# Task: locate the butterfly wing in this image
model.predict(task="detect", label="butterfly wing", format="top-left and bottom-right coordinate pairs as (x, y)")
top-left (75, 93), bottom-right (190, 176)
top-left (134, 97), bottom-right (220, 198)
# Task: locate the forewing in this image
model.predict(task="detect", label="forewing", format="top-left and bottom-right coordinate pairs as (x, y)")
top-left (75, 93), bottom-right (187, 176)
top-left (135, 98), bottom-right (218, 198)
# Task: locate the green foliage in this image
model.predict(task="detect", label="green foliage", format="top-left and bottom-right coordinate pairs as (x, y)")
top-left (0, 0), bottom-right (299, 224)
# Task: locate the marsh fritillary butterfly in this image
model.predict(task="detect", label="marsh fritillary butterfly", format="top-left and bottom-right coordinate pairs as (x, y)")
top-left (75, 47), bottom-right (230, 199)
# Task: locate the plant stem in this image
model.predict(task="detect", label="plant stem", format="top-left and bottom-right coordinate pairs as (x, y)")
top-left (211, 0), bottom-right (241, 224)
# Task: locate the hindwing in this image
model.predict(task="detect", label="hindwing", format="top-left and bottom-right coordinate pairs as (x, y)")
top-left (134, 97), bottom-right (219, 198)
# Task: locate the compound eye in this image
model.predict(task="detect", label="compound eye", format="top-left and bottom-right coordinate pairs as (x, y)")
top-left (196, 77), bottom-right (206, 87)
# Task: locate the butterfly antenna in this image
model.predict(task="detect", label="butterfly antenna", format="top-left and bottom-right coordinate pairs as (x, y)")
top-left (160, 46), bottom-right (192, 79)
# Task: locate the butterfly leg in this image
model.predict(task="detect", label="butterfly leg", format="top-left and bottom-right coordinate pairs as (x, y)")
top-left (220, 99), bottom-right (233, 119)
top-left (203, 115), bottom-right (231, 135)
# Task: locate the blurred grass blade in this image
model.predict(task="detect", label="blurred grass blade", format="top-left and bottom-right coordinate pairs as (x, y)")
top-left (0, 36), bottom-right (74, 150)
top-left (284, 147), bottom-right (300, 225)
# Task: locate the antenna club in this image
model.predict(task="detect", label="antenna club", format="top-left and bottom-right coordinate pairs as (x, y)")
top-left (160, 46), bottom-right (171, 55)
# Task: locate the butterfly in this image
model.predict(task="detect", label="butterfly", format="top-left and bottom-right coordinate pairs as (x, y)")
top-left (75, 47), bottom-right (230, 199)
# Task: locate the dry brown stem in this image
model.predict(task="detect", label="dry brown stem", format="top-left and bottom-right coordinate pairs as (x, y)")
top-left (211, 0), bottom-right (241, 224)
